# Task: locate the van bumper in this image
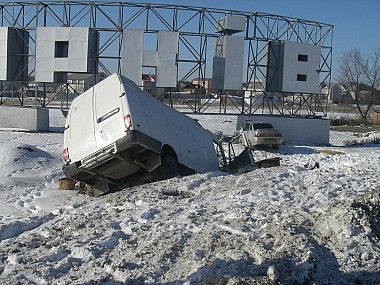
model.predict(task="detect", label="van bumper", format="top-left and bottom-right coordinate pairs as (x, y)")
top-left (62, 130), bottom-right (162, 183)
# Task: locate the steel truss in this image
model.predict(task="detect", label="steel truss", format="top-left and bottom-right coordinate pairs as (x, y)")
top-left (0, 1), bottom-right (333, 117)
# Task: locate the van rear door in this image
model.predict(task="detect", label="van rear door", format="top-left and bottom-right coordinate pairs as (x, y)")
top-left (64, 91), bottom-right (97, 162)
top-left (93, 75), bottom-right (126, 150)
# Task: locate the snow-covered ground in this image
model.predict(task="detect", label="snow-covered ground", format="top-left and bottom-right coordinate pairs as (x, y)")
top-left (0, 109), bottom-right (380, 284)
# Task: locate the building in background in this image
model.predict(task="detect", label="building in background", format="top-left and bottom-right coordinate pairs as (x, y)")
top-left (192, 78), bottom-right (212, 94)
top-left (141, 74), bottom-right (164, 98)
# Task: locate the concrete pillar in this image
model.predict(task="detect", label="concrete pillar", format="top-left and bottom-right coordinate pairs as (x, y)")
top-left (0, 106), bottom-right (49, 131)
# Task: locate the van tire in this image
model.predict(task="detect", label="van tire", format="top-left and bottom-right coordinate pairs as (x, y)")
top-left (160, 154), bottom-right (180, 180)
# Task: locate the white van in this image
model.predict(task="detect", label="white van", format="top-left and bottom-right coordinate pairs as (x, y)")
top-left (62, 74), bottom-right (223, 196)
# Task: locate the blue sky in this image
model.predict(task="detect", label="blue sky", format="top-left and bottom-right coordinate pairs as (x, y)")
top-left (131, 0), bottom-right (380, 80)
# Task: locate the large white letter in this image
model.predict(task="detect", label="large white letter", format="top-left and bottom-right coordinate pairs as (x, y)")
top-left (122, 29), bottom-right (143, 86)
top-left (0, 27), bottom-right (29, 81)
top-left (266, 41), bottom-right (321, 94)
top-left (122, 30), bottom-right (179, 87)
top-left (212, 35), bottom-right (244, 90)
top-left (35, 27), bottom-right (98, 82)
top-left (212, 16), bottom-right (245, 90)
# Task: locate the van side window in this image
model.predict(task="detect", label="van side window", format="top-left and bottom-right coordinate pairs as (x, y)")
top-left (243, 124), bottom-right (250, 131)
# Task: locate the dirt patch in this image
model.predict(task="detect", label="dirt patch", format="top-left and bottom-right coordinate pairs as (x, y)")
top-left (318, 149), bottom-right (346, 155)
top-left (351, 187), bottom-right (380, 242)
top-left (330, 125), bottom-right (380, 133)
top-left (314, 187), bottom-right (380, 279)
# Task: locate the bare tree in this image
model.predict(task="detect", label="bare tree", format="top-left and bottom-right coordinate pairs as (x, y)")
top-left (337, 48), bottom-right (380, 123)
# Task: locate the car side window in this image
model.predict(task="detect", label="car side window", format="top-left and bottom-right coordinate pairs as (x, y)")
top-left (243, 123), bottom-right (250, 131)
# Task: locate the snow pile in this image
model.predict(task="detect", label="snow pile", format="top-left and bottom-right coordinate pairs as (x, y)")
top-left (316, 187), bottom-right (380, 282)
top-left (0, 110), bottom-right (380, 284)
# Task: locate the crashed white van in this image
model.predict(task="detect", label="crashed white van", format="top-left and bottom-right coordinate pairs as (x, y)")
top-left (62, 74), bottom-right (223, 196)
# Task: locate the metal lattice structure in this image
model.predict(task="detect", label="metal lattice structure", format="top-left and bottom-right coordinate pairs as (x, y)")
top-left (0, 1), bottom-right (333, 116)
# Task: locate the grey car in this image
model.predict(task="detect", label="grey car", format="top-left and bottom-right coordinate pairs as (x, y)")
top-left (235, 120), bottom-right (283, 149)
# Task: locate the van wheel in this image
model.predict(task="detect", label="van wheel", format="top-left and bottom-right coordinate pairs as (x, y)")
top-left (160, 154), bottom-right (180, 180)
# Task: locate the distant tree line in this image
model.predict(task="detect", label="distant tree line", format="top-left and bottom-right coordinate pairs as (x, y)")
top-left (337, 48), bottom-right (380, 123)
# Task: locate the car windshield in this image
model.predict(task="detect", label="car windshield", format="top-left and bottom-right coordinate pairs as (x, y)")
top-left (252, 123), bottom-right (273, 130)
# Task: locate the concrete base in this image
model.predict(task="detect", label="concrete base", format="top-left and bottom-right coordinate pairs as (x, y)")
top-left (237, 115), bottom-right (330, 145)
top-left (0, 106), bottom-right (49, 131)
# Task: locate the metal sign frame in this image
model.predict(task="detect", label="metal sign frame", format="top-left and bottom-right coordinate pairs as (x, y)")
top-left (0, 1), bottom-right (333, 117)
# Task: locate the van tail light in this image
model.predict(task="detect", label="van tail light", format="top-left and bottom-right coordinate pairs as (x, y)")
top-left (124, 114), bottom-right (132, 130)
top-left (63, 148), bottom-right (69, 162)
